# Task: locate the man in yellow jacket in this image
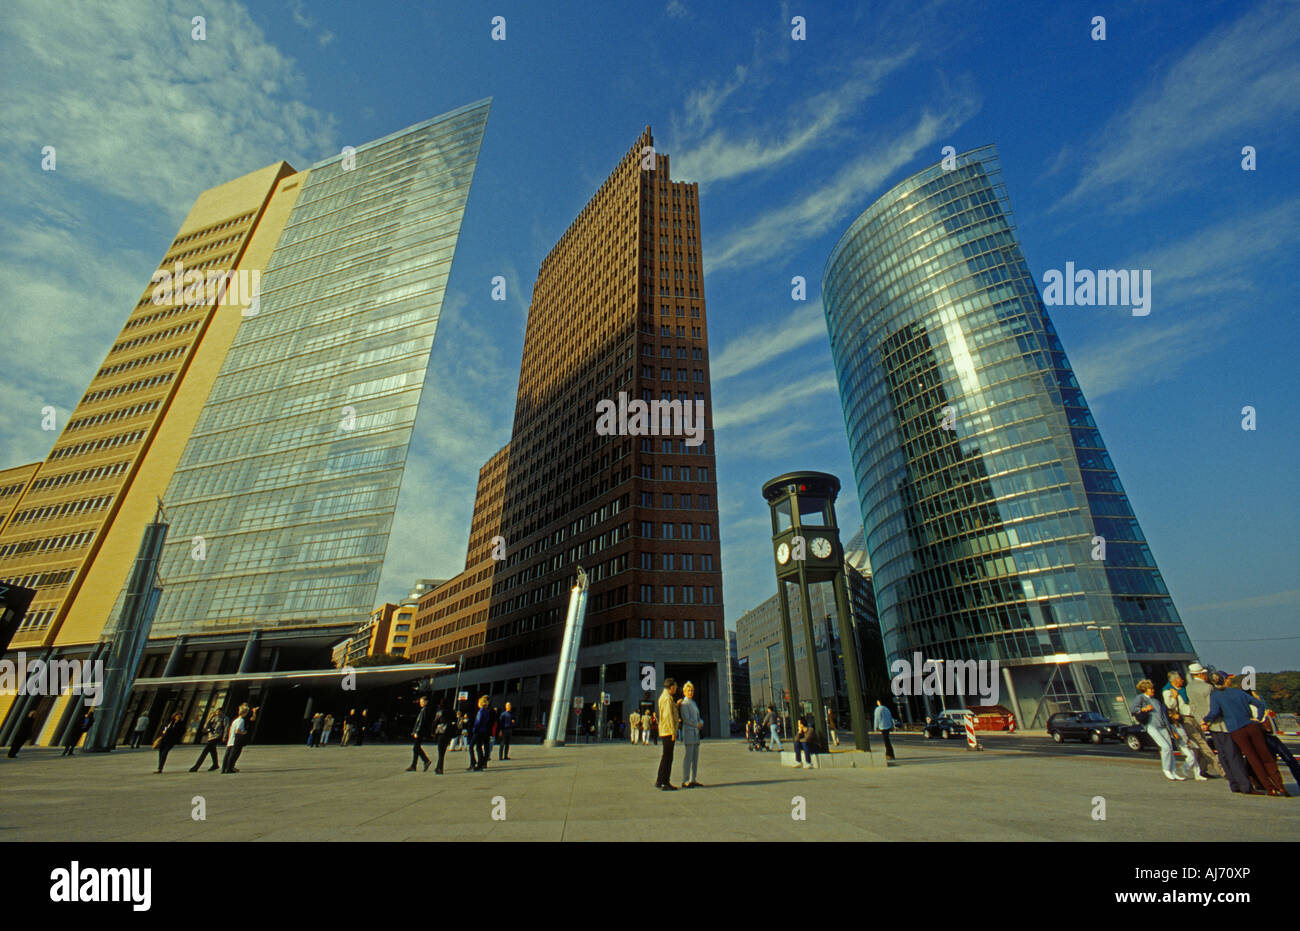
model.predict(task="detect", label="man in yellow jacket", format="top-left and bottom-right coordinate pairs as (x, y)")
top-left (655, 678), bottom-right (682, 790)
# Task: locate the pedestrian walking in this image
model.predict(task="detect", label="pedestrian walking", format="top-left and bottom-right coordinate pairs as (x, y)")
top-left (678, 681), bottom-right (705, 788)
top-left (874, 699), bottom-right (897, 760)
top-left (629, 710), bottom-right (641, 744)
top-left (794, 716), bottom-right (818, 769)
top-left (825, 706), bottom-right (840, 747)
top-left (321, 713), bottom-right (335, 746)
top-left (1161, 672), bottom-right (1204, 780)
top-left (650, 711), bottom-right (660, 746)
top-left (7, 710), bottom-right (38, 758)
top-left (654, 678), bottom-right (681, 790)
top-left (498, 702), bottom-right (515, 760)
top-left (763, 705), bottom-right (782, 752)
top-left (129, 712), bottom-right (150, 749)
top-left (1181, 664), bottom-right (1227, 779)
top-left (61, 709), bottom-right (93, 756)
top-left (432, 700), bottom-right (456, 774)
top-left (221, 704), bottom-right (255, 773)
top-left (153, 712), bottom-right (185, 773)
top-left (460, 707), bottom-right (475, 754)
top-left (470, 696), bottom-right (493, 771)
top-left (1132, 680), bottom-right (1184, 781)
top-left (407, 697), bottom-right (432, 772)
top-left (1189, 666), bottom-right (1249, 790)
top-left (1202, 679), bottom-right (1289, 797)
top-left (341, 708), bottom-right (356, 746)
top-left (189, 708), bottom-right (228, 772)
top-left (356, 709), bottom-right (368, 747)
top-left (307, 712), bottom-right (324, 748)
top-left (1258, 707), bottom-right (1300, 785)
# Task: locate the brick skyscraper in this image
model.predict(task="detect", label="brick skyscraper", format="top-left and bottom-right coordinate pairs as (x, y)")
top-left (412, 128), bottom-right (728, 734)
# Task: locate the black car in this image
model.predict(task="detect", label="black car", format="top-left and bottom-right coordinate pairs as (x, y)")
top-left (923, 712), bottom-right (970, 739)
top-left (1046, 711), bottom-right (1124, 744)
top-left (1118, 724), bottom-right (1159, 751)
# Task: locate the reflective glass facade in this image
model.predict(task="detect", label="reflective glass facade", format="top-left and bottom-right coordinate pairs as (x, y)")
top-left (822, 146), bottom-right (1193, 726)
top-left (146, 101), bottom-right (489, 638)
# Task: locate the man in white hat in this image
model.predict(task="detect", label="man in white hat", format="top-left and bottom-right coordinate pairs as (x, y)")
top-left (1184, 663), bottom-right (1228, 780)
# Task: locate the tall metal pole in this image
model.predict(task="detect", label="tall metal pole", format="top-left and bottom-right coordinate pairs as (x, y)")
top-left (794, 560), bottom-right (826, 732)
top-left (545, 567), bottom-right (589, 747)
top-left (831, 571), bottom-right (871, 752)
top-left (598, 663), bottom-right (606, 741)
top-left (774, 581), bottom-right (800, 740)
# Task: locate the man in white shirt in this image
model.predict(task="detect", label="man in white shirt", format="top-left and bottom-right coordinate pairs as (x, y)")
top-left (221, 704), bottom-right (252, 773)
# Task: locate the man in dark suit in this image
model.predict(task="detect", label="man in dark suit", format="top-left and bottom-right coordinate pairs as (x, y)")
top-left (498, 702), bottom-right (515, 760)
top-left (407, 697), bottom-right (431, 771)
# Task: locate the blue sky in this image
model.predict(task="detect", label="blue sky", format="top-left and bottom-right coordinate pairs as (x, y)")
top-left (2, 0), bottom-right (1296, 671)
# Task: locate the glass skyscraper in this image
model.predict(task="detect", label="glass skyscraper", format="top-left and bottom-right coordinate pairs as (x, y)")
top-left (822, 145), bottom-right (1194, 727)
top-left (145, 101), bottom-right (489, 641)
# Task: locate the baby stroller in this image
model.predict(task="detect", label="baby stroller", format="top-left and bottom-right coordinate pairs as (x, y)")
top-left (748, 725), bottom-right (769, 751)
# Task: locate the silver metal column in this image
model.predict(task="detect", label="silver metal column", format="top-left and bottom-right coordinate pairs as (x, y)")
top-left (544, 567), bottom-right (589, 747)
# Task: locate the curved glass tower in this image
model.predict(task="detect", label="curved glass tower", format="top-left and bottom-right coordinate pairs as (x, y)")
top-left (822, 146), bottom-right (1193, 727)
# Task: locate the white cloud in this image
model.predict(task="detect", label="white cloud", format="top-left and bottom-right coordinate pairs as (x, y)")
top-left (1053, 1), bottom-right (1300, 212)
top-left (1068, 311), bottom-right (1229, 403)
top-left (713, 369), bottom-right (839, 430)
top-left (2, 0), bottom-right (336, 218)
top-left (711, 302), bottom-right (827, 380)
top-left (705, 97), bottom-right (980, 273)
top-left (1131, 199), bottom-right (1300, 304)
top-left (0, 0), bottom-right (336, 471)
top-left (375, 291), bottom-right (516, 603)
top-left (1182, 588), bottom-right (1300, 614)
top-left (672, 48), bottom-right (919, 188)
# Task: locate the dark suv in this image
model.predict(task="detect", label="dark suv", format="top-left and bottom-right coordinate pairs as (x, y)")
top-left (1046, 711), bottom-right (1123, 744)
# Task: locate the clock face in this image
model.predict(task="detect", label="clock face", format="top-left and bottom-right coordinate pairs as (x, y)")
top-left (810, 537), bottom-right (833, 559)
top-left (776, 542), bottom-right (791, 565)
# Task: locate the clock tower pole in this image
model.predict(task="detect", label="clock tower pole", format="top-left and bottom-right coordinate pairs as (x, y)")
top-left (762, 471), bottom-right (873, 753)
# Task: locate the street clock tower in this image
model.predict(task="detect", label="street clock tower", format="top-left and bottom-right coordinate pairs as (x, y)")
top-left (761, 471), bottom-right (871, 752)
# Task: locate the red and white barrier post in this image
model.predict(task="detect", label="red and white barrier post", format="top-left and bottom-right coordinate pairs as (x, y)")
top-left (965, 715), bottom-right (982, 750)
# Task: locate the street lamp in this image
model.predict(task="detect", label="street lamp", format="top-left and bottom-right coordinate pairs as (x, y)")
top-left (925, 658), bottom-right (945, 719)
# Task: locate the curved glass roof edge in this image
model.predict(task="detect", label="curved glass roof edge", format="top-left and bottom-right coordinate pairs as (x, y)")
top-left (308, 97), bottom-right (492, 172)
top-left (822, 143), bottom-right (1001, 290)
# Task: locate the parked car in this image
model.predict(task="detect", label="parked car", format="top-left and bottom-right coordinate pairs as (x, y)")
top-left (1270, 713), bottom-right (1300, 736)
top-left (1118, 724), bottom-right (1157, 751)
top-left (1117, 724), bottom-right (1196, 761)
top-left (923, 711), bottom-right (972, 739)
top-left (1046, 710), bottom-right (1125, 744)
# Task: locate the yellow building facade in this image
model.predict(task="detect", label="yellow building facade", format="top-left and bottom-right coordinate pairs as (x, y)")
top-left (0, 162), bottom-right (308, 744)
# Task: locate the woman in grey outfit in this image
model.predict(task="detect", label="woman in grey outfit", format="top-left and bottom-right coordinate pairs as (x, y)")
top-left (678, 681), bottom-right (705, 788)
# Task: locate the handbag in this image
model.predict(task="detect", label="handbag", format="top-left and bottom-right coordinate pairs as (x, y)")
top-left (1134, 707), bottom-right (1151, 726)
top-left (151, 736), bottom-right (163, 749)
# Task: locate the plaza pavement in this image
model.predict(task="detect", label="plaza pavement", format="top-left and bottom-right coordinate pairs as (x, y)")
top-left (2, 733), bottom-right (1295, 841)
